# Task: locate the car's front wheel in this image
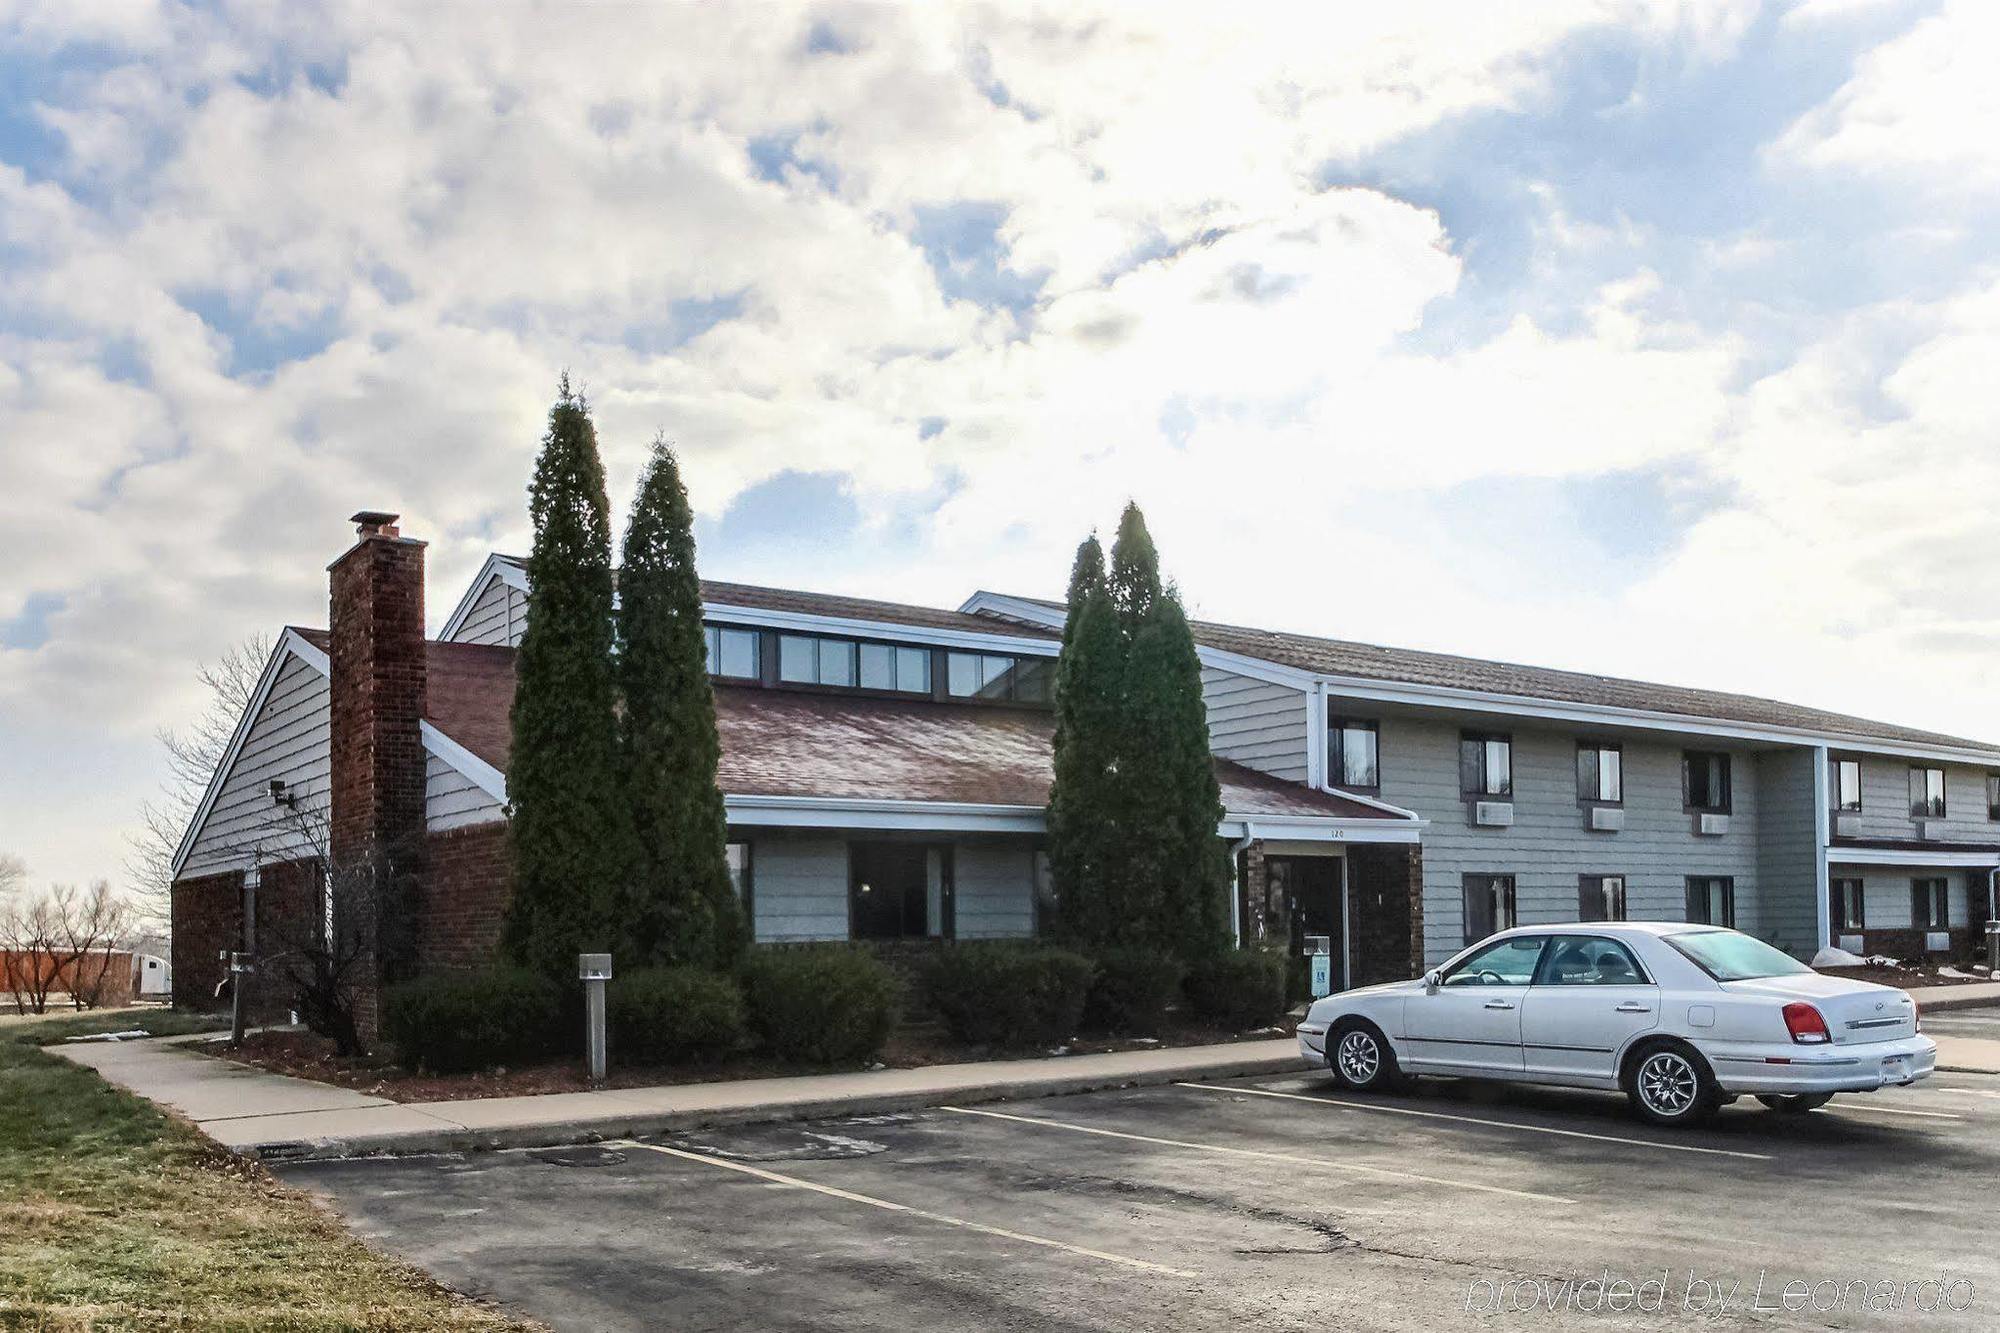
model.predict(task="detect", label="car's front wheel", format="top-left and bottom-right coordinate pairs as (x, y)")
top-left (1756, 1093), bottom-right (1833, 1114)
top-left (1329, 1020), bottom-right (1402, 1092)
top-left (1624, 1041), bottom-right (1721, 1127)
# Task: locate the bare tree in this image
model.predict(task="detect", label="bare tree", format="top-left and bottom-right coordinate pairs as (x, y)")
top-left (0, 853), bottom-right (24, 904)
top-left (0, 881), bottom-right (134, 1014)
top-left (127, 634), bottom-right (273, 927)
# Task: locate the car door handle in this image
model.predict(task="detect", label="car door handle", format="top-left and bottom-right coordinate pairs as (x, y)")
top-left (1615, 1003), bottom-right (1652, 1013)
top-left (1483, 1000), bottom-right (1515, 1010)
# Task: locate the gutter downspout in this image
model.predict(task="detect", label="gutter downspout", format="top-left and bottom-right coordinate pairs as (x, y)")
top-left (1229, 825), bottom-right (1257, 949)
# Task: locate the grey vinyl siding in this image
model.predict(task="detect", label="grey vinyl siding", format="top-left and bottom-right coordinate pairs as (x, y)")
top-left (449, 574), bottom-right (526, 646)
top-left (1752, 749), bottom-right (1821, 955)
top-left (426, 754), bottom-right (505, 832)
top-left (746, 836), bottom-right (850, 942)
top-left (1369, 716), bottom-right (1765, 966)
top-left (1826, 867), bottom-right (1972, 932)
top-left (1841, 757), bottom-right (2000, 843)
top-left (180, 654), bottom-right (330, 877)
top-left (951, 841), bottom-right (1038, 939)
top-left (1202, 668), bottom-right (1309, 783)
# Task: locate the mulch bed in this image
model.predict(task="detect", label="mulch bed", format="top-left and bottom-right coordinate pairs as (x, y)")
top-left (208, 1014), bottom-right (1300, 1104)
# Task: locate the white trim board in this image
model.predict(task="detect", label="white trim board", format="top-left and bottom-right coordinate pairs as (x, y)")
top-left (438, 554), bottom-right (529, 642)
top-left (421, 721), bottom-right (509, 804)
top-left (703, 602), bottom-right (1059, 657)
top-left (1825, 847), bottom-right (2000, 868)
top-left (168, 629), bottom-right (331, 883)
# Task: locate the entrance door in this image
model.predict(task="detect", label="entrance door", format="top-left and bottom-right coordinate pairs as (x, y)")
top-left (1264, 856), bottom-right (1345, 993)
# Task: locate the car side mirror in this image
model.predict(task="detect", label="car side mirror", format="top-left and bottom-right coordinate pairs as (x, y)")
top-left (1423, 969), bottom-right (1442, 995)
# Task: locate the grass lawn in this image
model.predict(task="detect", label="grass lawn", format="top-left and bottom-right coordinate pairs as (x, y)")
top-left (1, 1006), bottom-right (228, 1046)
top-left (0, 1019), bottom-right (533, 1330)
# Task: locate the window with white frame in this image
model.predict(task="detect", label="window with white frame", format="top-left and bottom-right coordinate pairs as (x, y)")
top-left (1833, 758), bottom-right (1862, 813)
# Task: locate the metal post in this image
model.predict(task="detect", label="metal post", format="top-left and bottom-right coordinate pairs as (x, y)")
top-left (578, 953), bottom-right (612, 1081)
top-left (1985, 920), bottom-right (2000, 975)
top-left (224, 950), bottom-right (253, 1046)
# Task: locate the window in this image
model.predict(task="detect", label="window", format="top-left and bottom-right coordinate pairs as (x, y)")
top-left (1833, 758), bottom-right (1862, 813)
top-left (1578, 875), bottom-right (1627, 923)
top-left (945, 651), bottom-right (1053, 704)
top-left (859, 642), bottom-right (933, 694)
top-left (1913, 877), bottom-right (1949, 930)
top-left (1576, 743), bottom-right (1622, 804)
top-left (1461, 873), bottom-right (1517, 944)
top-left (1684, 751), bottom-right (1731, 813)
top-left (1910, 766), bottom-right (1947, 819)
top-left (1442, 933), bottom-right (1543, 986)
top-left (1667, 930), bottom-right (1812, 982)
top-left (1329, 718), bottom-right (1379, 789)
top-left (705, 625), bottom-right (761, 679)
top-left (1685, 876), bottom-right (1735, 927)
top-left (726, 842), bottom-right (753, 929)
top-left (1536, 935), bottom-right (1646, 986)
top-left (1460, 733), bottom-right (1513, 798)
top-left (1833, 877), bottom-right (1865, 931)
top-left (1987, 774), bottom-right (2000, 822)
top-left (849, 842), bottom-right (950, 940)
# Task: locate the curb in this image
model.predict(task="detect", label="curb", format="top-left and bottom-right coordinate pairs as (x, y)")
top-left (1914, 993), bottom-right (2000, 1014)
top-left (239, 1049), bottom-right (1310, 1163)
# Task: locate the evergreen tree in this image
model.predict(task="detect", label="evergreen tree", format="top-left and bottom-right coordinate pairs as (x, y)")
top-left (1047, 537), bottom-right (1123, 946)
top-left (1047, 504), bottom-right (1230, 959)
top-left (503, 377), bottom-right (638, 980)
top-left (1123, 592), bottom-right (1230, 958)
top-left (618, 436), bottom-right (746, 969)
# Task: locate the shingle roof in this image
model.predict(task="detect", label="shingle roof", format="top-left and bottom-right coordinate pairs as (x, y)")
top-left (973, 594), bottom-right (2000, 756)
top-left (364, 626), bottom-right (1392, 822)
top-left (489, 555), bottom-right (1054, 644)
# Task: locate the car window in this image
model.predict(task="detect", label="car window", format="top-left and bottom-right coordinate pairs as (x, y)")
top-left (1535, 936), bottom-right (1648, 986)
top-left (1665, 930), bottom-right (1813, 982)
top-left (1442, 936), bottom-right (1546, 987)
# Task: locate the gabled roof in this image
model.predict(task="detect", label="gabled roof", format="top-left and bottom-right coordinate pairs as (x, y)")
top-left (965, 592), bottom-right (2000, 758)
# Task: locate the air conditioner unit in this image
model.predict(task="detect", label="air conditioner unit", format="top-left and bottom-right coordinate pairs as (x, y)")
top-left (1837, 934), bottom-right (1865, 955)
top-left (1695, 813), bottom-right (1730, 836)
top-left (1587, 806), bottom-right (1624, 832)
top-left (1917, 820), bottom-right (1943, 841)
top-left (1833, 813), bottom-right (1862, 838)
top-left (1471, 801), bottom-right (1514, 828)
top-left (1926, 931), bottom-right (1950, 954)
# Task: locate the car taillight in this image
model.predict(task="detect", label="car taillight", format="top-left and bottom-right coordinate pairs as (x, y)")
top-left (1783, 1002), bottom-right (1831, 1045)
top-left (1913, 998), bottom-right (1922, 1033)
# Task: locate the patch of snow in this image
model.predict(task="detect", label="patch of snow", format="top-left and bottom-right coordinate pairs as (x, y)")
top-left (1812, 946), bottom-right (1867, 968)
top-left (1131, 1037), bottom-right (1161, 1046)
top-left (1939, 966), bottom-right (1979, 980)
top-left (62, 1029), bottom-right (151, 1043)
top-left (1867, 954), bottom-right (1904, 968)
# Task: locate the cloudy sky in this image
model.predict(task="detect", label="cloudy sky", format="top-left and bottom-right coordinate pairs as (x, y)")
top-left (2, 0), bottom-right (1997, 888)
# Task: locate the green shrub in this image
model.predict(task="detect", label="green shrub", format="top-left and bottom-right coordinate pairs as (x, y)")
top-left (925, 944), bottom-right (1096, 1048)
top-left (1083, 947), bottom-right (1185, 1034)
top-left (740, 945), bottom-right (900, 1064)
top-left (382, 967), bottom-right (563, 1073)
top-left (1184, 951), bottom-right (1288, 1030)
top-left (608, 967), bottom-right (746, 1065)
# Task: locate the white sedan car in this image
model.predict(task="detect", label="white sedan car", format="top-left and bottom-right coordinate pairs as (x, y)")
top-left (1296, 922), bottom-right (1937, 1127)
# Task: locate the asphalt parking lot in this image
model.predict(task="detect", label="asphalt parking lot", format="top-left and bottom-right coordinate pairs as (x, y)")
top-left (283, 1066), bottom-right (1998, 1331)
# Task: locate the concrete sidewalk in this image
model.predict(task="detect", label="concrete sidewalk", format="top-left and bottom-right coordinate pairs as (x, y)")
top-left (1906, 981), bottom-right (2000, 1011)
top-left (57, 1035), bottom-right (1304, 1162)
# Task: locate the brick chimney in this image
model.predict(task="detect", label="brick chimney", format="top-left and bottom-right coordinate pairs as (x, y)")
top-left (328, 511), bottom-right (428, 1014)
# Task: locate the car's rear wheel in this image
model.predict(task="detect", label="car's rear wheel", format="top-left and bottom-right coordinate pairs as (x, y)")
top-left (1329, 1020), bottom-right (1401, 1092)
top-left (1756, 1093), bottom-right (1833, 1113)
top-left (1624, 1041), bottom-right (1721, 1128)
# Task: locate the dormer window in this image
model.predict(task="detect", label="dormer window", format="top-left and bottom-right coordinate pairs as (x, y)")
top-left (705, 625), bottom-right (761, 679)
top-left (945, 652), bottom-right (1052, 704)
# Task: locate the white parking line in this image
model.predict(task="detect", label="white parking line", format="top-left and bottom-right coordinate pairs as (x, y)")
top-left (1821, 1102), bottom-right (1962, 1121)
top-left (939, 1105), bottom-right (1577, 1205)
top-left (619, 1141), bottom-right (1196, 1278)
top-left (1176, 1082), bottom-right (1773, 1161)
top-left (1932, 1087), bottom-right (2000, 1101)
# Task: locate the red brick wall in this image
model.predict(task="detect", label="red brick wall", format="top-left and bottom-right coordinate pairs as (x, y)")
top-left (171, 870), bottom-right (243, 1010)
top-left (421, 821), bottom-right (514, 972)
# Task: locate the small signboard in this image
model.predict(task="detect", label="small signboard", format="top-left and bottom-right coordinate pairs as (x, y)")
top-left (1310, 953), bottom-right (1332, 999)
